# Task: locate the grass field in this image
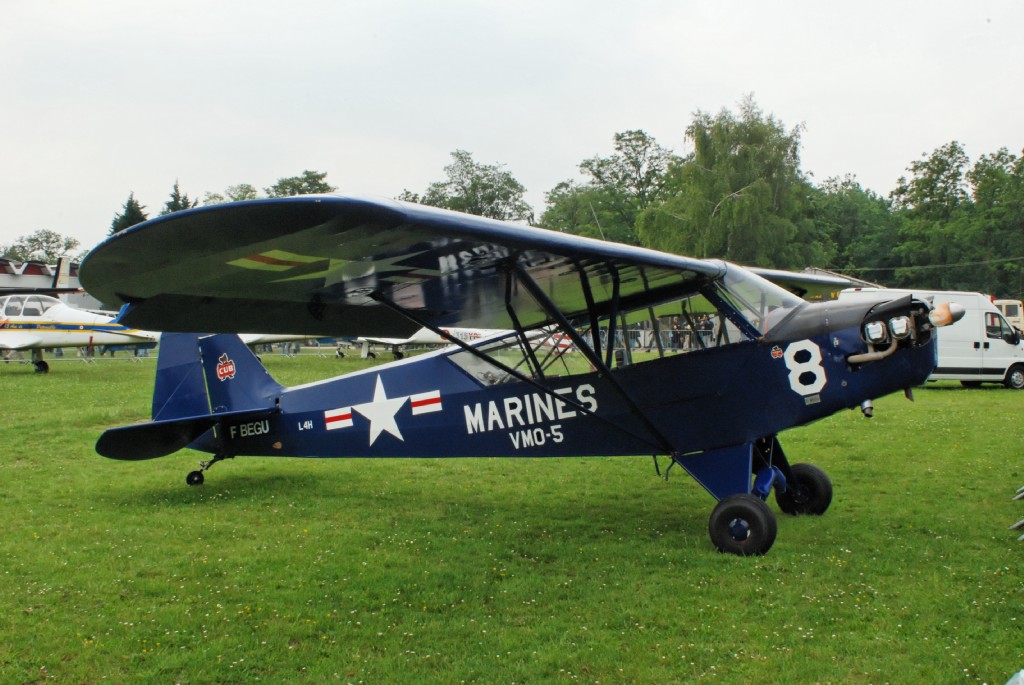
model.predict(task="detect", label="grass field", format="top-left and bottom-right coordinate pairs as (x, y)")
top-left (2, 353), bottom-right (1022, 684)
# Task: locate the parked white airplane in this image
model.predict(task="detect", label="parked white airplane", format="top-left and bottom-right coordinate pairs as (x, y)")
top-left (0, 292), bottom-right (319, 373)
top-left (0, 293), bottom-right (158, 372)
top-left (357, 326), bottom-right (518, 359)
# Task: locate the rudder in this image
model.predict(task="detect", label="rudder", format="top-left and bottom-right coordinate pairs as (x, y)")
top-left (152, 333), bottom-right (210, 421)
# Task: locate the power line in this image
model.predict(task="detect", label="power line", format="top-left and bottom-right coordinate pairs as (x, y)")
top-left (842, 256), bottom-right (1024, 273)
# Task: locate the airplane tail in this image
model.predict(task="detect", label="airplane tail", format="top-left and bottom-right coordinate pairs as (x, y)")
top-left (97, 333), bottom-right (283, 460)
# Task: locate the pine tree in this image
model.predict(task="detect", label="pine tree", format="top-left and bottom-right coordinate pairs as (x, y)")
top-left (160, 180), bottom-right (198, 215)
top-left (109, 192), bottom-right (149, 235)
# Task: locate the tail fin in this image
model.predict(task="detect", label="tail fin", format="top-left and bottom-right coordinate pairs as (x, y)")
top-left (153, 333), bottom-right (283, 419)
top-left (52, 257), bottom-right (71, 290)
top-left (152, 333), bottom-right (210, 421)
top-left (97, 333), bottom-right (283, 461)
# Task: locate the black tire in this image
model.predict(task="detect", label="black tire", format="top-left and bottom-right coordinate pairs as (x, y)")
top-left (776, 463), bottom-right (833, 515)
top-left (708, 494), bottom-right (777, 556)
top-left (1004, 365), bottom-right (1024, 390)
top-left (186, 470), bottom-right (205, 486)
top-left (33, 361), bottom-right (50, 374)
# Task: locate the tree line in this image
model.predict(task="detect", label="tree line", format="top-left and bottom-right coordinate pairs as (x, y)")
top-left (5, 97), bottom-right (1021, 299)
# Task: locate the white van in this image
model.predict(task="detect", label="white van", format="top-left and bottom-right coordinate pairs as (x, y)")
top-left (837, 288), bottom-right (1024, 389)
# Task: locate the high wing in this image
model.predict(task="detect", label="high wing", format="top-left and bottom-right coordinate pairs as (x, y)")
top-left (748, 267), bottom-right (853, 299)
top-left (80, 195), bottom-right (724, 337)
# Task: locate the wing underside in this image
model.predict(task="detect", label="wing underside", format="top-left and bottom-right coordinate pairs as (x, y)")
top-left (80, 196), bottom-right (723, 337)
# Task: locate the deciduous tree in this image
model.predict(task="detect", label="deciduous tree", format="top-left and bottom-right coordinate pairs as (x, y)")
top-left (541, 130), bottom-right (674, 245)
top-left (2, 229), bottom-right (81, 263)
top-left (638, 96), bottom-right (825, 268)
top-left (417, 150), bottom-right (533, 222)
top-left (813, 175), bottom-right (899, 282)
top-left (264, 170), bottom-right (336, 197)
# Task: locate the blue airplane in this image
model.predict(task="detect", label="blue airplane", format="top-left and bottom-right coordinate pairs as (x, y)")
top-left (79, 195), bottom-right (964, 555)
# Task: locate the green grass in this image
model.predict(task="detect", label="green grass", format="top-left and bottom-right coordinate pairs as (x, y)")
top-left (2, 354), bottom-right (1023, 683)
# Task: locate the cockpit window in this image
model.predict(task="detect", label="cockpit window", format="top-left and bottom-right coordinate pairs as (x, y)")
top-left (22, 295), bottom-right (59, 317)
top-left (3, 295), bottom-right (59, 317)
top-left (4, 296), bottom-right (25, 316)
top-left (448, 329), bottom-right (583, 385)
top-left (448, 263), bottom-right (807, 380)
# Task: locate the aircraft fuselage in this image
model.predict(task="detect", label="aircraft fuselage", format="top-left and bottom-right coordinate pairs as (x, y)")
top-left (195, 297), bottom-right (934, 463)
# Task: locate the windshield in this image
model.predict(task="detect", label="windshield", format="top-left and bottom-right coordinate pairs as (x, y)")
top-left (714, 262), bottom-right (805, 335)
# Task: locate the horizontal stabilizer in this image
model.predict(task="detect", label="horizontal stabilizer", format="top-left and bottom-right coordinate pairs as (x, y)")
top-left (96, 408), bottom-right (276, 460)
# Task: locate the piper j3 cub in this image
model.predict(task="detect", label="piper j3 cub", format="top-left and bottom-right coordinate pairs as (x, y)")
top-left (80, 195), bottom-right (964, 556)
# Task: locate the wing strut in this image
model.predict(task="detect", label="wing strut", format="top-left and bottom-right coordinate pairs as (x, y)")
top-left (602, 264), bottom-right (621, 369)
top-left (578, 266), bottom-right (604, 362)
top-left (503, 272), bottom-right (545, 379)
top-left (509, 263), bottom-right (678, 457)
top-left (640, 267), bottom-right (666, 357)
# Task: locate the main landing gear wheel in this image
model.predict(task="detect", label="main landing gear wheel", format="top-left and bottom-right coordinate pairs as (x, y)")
top-left (708, 494), bottom-right (778, 556)
top-left (775, 463), bottom-right (833, 515)
top-left (33, 360), bottom-right (49, 374)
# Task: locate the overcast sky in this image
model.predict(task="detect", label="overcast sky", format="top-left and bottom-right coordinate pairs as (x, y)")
top-left (3, 0), bottom-right (1021, 253)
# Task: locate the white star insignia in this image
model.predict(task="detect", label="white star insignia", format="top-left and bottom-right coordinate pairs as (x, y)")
top-left (352, 376), bottom-right (408, 445)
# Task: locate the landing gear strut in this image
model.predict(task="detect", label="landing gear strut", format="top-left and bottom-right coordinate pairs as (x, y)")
top-left (753, 436), bottom-right (833, 518)
top-left (31, 350), bottom-right (49, 374)
top-left (186, 453), bottom-right (232, 486)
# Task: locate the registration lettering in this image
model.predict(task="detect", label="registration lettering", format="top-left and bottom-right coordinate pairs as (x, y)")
top-left (229, 419), bottom-right (271, 440)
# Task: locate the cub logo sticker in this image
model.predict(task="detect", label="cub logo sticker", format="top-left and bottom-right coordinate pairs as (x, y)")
top-left (770, 345), bottom-right (784, 359)
top-left (215, 353), bottom-right (236, 381)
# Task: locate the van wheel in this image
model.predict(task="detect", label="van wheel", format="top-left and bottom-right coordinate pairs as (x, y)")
top-left (1004, 365), bottom-right (1024, 389)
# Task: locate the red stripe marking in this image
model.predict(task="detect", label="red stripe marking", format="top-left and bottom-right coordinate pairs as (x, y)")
top-left (325, 412), bottom-right (352, 424)
top-left (411, 396), bottom-right (442, 409)
top-left (247, 254), bottom-right (308, 267)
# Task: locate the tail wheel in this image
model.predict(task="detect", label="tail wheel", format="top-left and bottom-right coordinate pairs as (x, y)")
top-left (776, 463), bottom-right (833, 515)
top-left (1004, 365), bottom-right (1024, 389)
top-left (708, 494), bottom-right (777, 556)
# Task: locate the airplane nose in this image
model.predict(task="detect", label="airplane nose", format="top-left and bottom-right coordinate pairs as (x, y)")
top-left (928, 302), bottom-right (966, 327)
